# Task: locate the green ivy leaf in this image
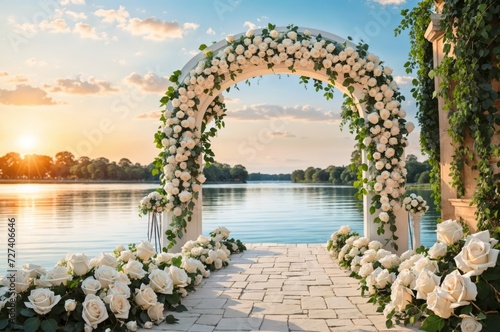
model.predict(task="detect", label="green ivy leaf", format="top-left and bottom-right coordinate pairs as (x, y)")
top-left (23, 317), bottom-right (41, 332)
top-left (421, 315), bottom-right (445, 332)
top-left (41, 319), bottom-right (58, 332)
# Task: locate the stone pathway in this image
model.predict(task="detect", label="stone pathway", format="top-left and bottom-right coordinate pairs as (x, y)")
top-left (144, 244), bottom-right (420, 332)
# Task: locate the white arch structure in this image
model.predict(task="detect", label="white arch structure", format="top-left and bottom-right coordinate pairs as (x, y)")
top-left (161, 26), bottom-right (410, 254)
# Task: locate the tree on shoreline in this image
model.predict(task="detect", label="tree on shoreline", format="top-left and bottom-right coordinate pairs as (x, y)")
top-left (0, 151), bottom-right (159, 181)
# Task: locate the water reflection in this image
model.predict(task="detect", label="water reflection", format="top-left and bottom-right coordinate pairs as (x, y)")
top-left (0, 182), bottom-right (438, 276)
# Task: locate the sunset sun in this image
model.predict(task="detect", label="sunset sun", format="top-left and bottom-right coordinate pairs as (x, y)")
top-left (18, 134), bottom-right (37, 151)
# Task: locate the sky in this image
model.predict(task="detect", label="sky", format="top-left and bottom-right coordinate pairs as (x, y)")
top-left (0, 0), bottom-right (425, 174)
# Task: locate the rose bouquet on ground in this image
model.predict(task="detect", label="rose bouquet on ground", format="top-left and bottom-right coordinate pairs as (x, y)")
top-left (0, 228), bottom-right (245, 332)
top-left (327, 220), bottom-right (500, 332)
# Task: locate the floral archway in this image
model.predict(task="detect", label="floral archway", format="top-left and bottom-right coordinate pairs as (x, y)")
top-left (153, 24), bottom-right (414, 253)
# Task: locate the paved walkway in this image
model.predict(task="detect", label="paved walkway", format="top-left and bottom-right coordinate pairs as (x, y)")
top-left (146, 244), bottom-right (419, 332)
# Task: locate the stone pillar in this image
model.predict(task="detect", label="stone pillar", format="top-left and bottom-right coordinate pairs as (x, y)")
top-left (424, 10), bottom-right (457, 221)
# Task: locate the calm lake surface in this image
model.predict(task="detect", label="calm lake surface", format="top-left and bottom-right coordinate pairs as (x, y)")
top-left (0, 182), bottom-right (438, 276)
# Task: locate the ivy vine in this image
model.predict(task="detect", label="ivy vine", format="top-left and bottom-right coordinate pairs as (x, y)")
top-left (395, 0), bottom-right (441, 210)
top-left (398, 0), bottom-right (500, 231)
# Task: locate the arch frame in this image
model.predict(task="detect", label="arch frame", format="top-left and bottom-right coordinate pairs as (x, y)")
top-left (155, 24), bottom-right (413, 253)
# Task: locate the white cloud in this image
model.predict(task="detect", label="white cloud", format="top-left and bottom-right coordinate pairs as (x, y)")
top-left (51, 76), bottom-right (118, 95)
top-left (228, 104), bottom-right (341, 122)
top-left (65, 10), bottom-right (87, 20)
top-left (394, 75), bottom-right (414, 85)
top-left (74, 22), bottom-right (107, 40)
top-left (124, 18), bottom-right (184, 40)
top-left (8, 75), bottom-right (29, 83)
top-left (183, 22), bottom-right (200, 30)
top-left (60, 0), bottom-right (85, 5)
top-left (136, 110), bottom-right (162, 120)
top-left (0, 84), bottom-right (58, 106)
top-left (181, 48), bottom-right (198, 57)
top-left (40, 18), bottom-right (70, 33)
top-left (124, 72), bottom-right (170, 93)
top-left (243, 21), bottom-right (256, 30)
top-left (206, 27), bottom-right (215, 35)
top-left (94, 6), bottom-right (129, 24)
top-left (0, 72), bottom-right (8, 77)
top-left (25, 58), bottom-right (47, 67)
top-left (372, 0), bottom-right (406, 6)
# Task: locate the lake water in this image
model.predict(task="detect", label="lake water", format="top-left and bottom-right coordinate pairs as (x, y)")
top-left (0, 182), bottom-right (438, 276)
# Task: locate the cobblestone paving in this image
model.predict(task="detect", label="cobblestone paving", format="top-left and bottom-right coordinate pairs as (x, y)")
top-left (142, 244), bottom-right (420, 332)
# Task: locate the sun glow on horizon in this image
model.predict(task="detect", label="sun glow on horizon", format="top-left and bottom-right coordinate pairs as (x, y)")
top-left (18, 134), bottom-right (37, 152)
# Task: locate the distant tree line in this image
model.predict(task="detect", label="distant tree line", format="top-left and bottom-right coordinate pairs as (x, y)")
top-left (248, 173), bottom-right (291, 181)
top-left (204, 162), bottom-right (249, 183)
top-left (291, 165), bottom-right (357, 184)
top-left (291, 154), bottom-right (431, 185)
top-left (0, 151), bottom-right (158, 181)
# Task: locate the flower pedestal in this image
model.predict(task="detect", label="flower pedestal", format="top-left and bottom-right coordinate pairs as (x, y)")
top-left (148, 212), bottom-right (163, 253)
top-left (409, 214), bottom-right (421, 249)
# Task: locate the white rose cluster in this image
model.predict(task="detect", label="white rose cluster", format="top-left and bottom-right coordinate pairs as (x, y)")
top-left (327, 223), bottom-right (498, 331)
top-left (156, 24), bottom-right (411, 245)
top-left (0, 227), bottom-right (242, 331)
top-left (138, 191), bottom-right (168, 216)
top-left (402, 193), bottom-right (429, 216)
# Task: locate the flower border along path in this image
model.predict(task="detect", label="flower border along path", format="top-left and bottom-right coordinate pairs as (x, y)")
top-left (0, 227), bottom-right (245, 332)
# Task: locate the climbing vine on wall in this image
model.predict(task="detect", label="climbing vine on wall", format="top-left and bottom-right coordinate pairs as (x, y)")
top-left (399, 0), bottom-right (500, 230)
top-left (395, 0), bottom-right (441, 210)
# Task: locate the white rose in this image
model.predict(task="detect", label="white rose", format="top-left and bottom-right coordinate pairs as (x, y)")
top-left (4, 270), bottom-right (30, 293)
top-left (226, 35), bottom-right (234, 43)
top-left (454, 230), bottom-right (500, 276)
top-left (390, 281), bottom-right (414, 312)
top-left (459, 315), bottom-right (482, 332)
top-left (22, 264), bottom-right (46, 278)
top-left (24, 288), bottom-right (61, 315)
top-left (126, 321), bottom-right (138, 331)
top-left (115, 272), bottom-right (131, 286)
top-left (156, 253), bottom-right (177, 265)
top-left (108, 281), bottom-right (131, 298)
top-left (352, 237), bottom-right (369, 248)
top-left (94, 265), bottom-right (118, 288)
top-left (412, 257), bottom-right (439, 274)
top-left (376, 249), bottom-right (392, 260)
top-left (82, 294), bottom-right (109, 328)
top-left (197, 235), bottom-right (211, 245)
top-left (104, 294), bottom-right (130, 319)
top-left (379, 254), bottom-right (400, 269)
top-left (400, 250), bottom-right (416, 262)
top-left (375, 269), bottom-right (396, 289)
top-left (82, 277), bottom-right (102, 295)
top-left (427, 287), bottom-right (454, 319)
top-left (214, 258), bottom-right (223, 269)
top-left (436, 219), bottom-right (464, 245)
top-left (361, 249), bottom-right (377, 265)
top-left (119, 250), bottom-right (136, 262)
top-left (144, 321), bottom-right (153, 329)
top-left (136, 241), bottom-right (156, 261)
top-left (66, 253), bottom-right (91, 276)
top-left (122, 260), bottom-right (147, 280)
top-left (338, 225), bottom-right (351, 235)
top-left (428, 242), bottom-right (448, 259)
top-left (36, 266), bottom-right (72, 287)
top-left (358, 263), bottom-right (374, 277)
top-left (368, 241), bottom-right (383, 250)
top-left (65, 299), bottom-right (77, 312)
top-left (148, 269), bottom-right (173, 294)
top-left (413, 269), bottom-right (441, 300)
top-left (147, 302), bottom-right (164, 323)
top-left (405, 122), bottom-right (415, 133)
top-left (396, 269), bottom-right (416, 288)
top-left (134, 284), bottom-right (157, 310)
top-left (440, 270), bottom-right (477, 307)
top-left (379, 212), bottom-right (390, 223)
top-left (169, 265), bottom-right (189, 287)
top-left (367, 112), bottom-right (379, 124)
top-left (91, 252), bottom-right (118, 268)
